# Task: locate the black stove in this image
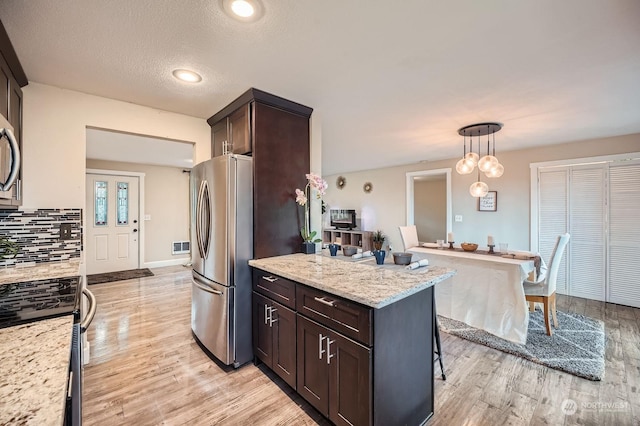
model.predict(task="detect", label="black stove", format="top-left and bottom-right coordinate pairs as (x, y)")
top-left (0, 276), bottom-right (81, 329)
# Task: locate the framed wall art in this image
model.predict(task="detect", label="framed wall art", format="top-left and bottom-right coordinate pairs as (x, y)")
top-left (478, 191), bottom-right (497, 212)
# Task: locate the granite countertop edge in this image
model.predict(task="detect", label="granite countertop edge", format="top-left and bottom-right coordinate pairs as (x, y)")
top-left (0, 259), bottom-right (82, 285)
top-left (249, 253), bottom-right (456, 309)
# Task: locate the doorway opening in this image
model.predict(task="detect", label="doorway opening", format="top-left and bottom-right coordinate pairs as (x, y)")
top-left (405, 168), bottom-right (452, 243)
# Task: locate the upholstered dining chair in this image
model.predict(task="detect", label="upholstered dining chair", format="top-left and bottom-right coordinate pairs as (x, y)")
top-left (523, 233), bottom-right (570, 336)
top-left (399, 225), bottom-right (420, 251)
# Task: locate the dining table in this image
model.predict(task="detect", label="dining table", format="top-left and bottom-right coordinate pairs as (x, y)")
top-left (407, 246), bottom-right (536, 344)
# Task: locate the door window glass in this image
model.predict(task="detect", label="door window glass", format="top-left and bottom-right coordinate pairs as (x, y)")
top-left (95, 181), bottom-right (108, 226)
top-left (117, 182), bottom-right (129, 225)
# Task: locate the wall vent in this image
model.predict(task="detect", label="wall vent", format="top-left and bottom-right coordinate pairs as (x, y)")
top-left (172, 241), bottom-right (190, 255)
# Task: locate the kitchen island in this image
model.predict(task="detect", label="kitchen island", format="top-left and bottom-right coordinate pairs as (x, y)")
top-left (249, 253), bottom-right (455, 426)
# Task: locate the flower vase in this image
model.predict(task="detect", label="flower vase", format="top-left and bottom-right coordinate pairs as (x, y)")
top-left (302, 242), bottom-right (316, 254)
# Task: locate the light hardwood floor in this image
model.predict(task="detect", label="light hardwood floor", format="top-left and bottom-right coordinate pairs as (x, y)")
top-left (83, 266), bottom-right (640, 425)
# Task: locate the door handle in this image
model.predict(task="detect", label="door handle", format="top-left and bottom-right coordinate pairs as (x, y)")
top-left (268, 307), bottom-right (278, 327)
top-left (193, 281), bottom-right (223, 296)
top-left (318, 333), bottom-right (326, 360)
top-left (326, 338), bottom-right (335, 364)
top-left (264, 304), bottom-right (271, 325)
top-left (0, 127), bottom-right (20, 191)
top-left (81, 288), bottom-right (97, 333)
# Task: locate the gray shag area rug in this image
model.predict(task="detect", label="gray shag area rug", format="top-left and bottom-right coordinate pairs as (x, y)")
top-left (87, 268), bottom-right (154, 285)
top-left (438, 309), bottom-right (605, 381)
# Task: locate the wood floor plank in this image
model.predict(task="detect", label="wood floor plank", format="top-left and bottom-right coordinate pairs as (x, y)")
top-left (82, 266), bottom-right (640, 425)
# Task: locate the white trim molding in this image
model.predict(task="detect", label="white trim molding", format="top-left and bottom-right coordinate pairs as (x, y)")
top-left (86, 168), bottom-right (146, 270)
top-left (405, 168), bottom-right (452, 236)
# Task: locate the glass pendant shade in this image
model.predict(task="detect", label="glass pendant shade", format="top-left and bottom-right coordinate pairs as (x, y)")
top-left (478, 155), bottom-right (498, 172)
top-left (456, 158), bottom-right (474, 175)
top-left (469, 181), bottom-right (489, 197)
top-left (485, 163), bottom-right (504, 178)
top-left (464, 151), bottom-right (479, 167)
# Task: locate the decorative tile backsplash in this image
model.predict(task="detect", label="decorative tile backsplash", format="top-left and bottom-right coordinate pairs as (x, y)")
top-left (0, 209), bottom-right (82, 266)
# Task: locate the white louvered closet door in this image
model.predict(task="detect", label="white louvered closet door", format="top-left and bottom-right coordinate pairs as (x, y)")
top-left (569, 165), bottom-right (606, 301)
top-left (538, 169), bottom-right (569, 294)
top-left (608, 160), bottom-right (640, 308)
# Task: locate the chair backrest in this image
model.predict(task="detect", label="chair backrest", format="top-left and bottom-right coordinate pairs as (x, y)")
top-left (546, 233), bottom-right (570, 293)
top-left (399, 225), bottom-right (419, 251)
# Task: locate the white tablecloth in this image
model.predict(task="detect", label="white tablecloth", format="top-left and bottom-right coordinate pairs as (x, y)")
top-left (408, 247), bottom-right (535, 344)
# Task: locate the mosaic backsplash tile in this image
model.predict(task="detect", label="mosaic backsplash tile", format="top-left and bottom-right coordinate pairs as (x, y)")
top-left (0, 209), bottom-right (82, 266)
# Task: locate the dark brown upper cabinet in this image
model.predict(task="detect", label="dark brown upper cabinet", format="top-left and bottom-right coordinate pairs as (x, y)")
top-left (207, 88), bottom-right (313, 259)
top-left (0, 18), bottom-right (28, 208)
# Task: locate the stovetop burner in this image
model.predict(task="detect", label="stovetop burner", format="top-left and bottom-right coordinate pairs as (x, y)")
top-left (0, 277), bottom-right (80, 329)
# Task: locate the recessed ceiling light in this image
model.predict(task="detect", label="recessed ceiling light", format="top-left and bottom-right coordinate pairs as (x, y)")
top-left (222, 0), bottom-right (263, 22)
top-left (172, 69), bottom-right (202, 83)
top-left (231, 0), bottom-right (254, 17)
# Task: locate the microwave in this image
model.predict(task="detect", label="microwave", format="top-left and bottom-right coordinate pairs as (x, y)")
top-left (0, 114), bottom-right (20, 206)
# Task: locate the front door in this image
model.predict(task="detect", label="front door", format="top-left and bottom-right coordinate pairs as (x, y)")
top-left (86, 173), bottom-right (140, 274)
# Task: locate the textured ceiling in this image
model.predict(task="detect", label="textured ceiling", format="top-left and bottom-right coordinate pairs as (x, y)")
top-left (1, 0), bottom-right (639, 174)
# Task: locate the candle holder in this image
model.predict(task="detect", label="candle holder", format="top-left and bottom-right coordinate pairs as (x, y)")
top-left (448, 241), bottom-right (455, 250)
top-left (488, 244), bottom-right (495, 254)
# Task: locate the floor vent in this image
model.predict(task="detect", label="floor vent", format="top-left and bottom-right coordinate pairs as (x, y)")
top-left (172, 241), bottom-right (190, 255)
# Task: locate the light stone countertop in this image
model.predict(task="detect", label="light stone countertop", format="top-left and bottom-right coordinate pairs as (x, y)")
top-left (249, 253), bottom-right (455, 309)
top-left (0, 315), bottom-right (74, 426)
top-left (0, 259), bottom-right (82, 285)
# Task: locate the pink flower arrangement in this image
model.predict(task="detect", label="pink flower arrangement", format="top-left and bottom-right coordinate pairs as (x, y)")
top-left (296, 173), bottom-right (328, 243)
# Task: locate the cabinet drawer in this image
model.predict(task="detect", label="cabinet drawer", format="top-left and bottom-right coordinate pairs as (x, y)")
top-left (252, 269), bottom-right (296, 309)
top-left (297, 285), bottom-right (372, 346)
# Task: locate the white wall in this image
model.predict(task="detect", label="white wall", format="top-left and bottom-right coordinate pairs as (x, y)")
top-left (22, 82), bottom-right (210, 209)
top-left (324, 133), bottom-right (640, 253)
top-left (86, 159), bottom-right (190, 265)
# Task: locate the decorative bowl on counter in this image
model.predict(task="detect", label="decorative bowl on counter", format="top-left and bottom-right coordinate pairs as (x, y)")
top-left (461, 243), bottom-right (478, 252)
top-left (393, 252), bottom-right (413, 265)
top-left (342, 246), bottom-right (358, 256)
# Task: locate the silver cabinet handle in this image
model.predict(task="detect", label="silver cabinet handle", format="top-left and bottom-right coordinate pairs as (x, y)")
top-left (81, 287), bottom-right (97, 333)
top-left (194, 281), bottom-right (223, 296)
top-left (318, 333), bottom-right (326, 360)
top-left (326, 338), bottom-right (335, 364)
top-left (314, 296), bottom-right (336, 307)
top-left (262, 276), bottom-right (278, 283)
top-left (264, 304), bottom-right (269, 325)
top-left (269, 307), bottom-right (278, 327)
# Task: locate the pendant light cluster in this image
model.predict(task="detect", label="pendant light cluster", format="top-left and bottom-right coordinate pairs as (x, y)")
top-left (455, 122), bottom-right (504, 197)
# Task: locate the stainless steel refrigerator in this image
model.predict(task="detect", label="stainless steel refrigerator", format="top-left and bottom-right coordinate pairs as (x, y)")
top-left (191, 154), bottom-right (253, 367)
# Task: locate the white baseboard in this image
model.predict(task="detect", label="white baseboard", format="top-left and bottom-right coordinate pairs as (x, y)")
top-left (143, 258), bottom-right (191, 269)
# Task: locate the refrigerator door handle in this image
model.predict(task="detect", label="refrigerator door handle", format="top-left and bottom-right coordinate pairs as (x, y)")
top-left (195, 180), bottom-right (211, 259)
top-left (194, 281), bottom-right (223, 296)
top-left (193, 273), bottom-right (224, 295)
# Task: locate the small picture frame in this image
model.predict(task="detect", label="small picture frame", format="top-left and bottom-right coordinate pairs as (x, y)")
top-left (478, 191), bottom-right (497, 212)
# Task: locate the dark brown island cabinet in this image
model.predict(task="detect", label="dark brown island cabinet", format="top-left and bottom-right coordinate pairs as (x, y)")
top-left (252, 268), bottom-right (435, 426)
top-left (0, 18), bottom-right (28, 207)
top-left (207, 88), bottom-right (313, 259)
